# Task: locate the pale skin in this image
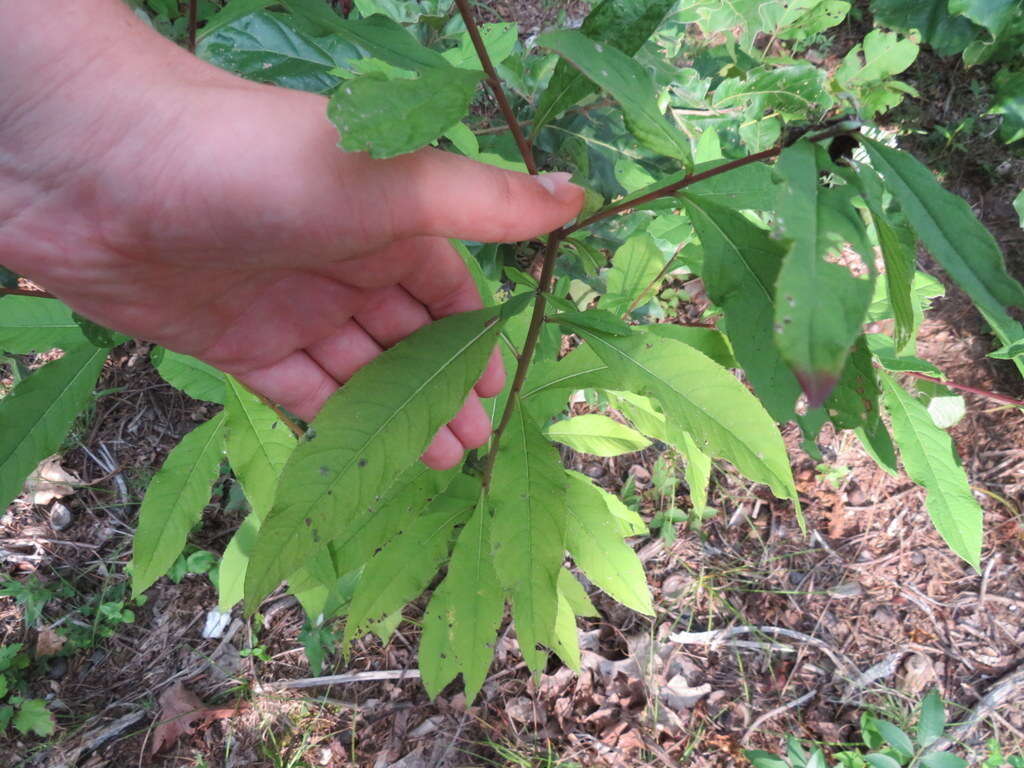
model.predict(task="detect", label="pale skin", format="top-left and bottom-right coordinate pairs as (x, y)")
top-left (0, 1), bottom-right (584, 469)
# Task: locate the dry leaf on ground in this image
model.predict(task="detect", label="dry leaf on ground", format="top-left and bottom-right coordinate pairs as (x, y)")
top-left (150, 682), bottom-right (241, 756)
top-left (23, 455), bottom-right (80, 505)
top-left (35, 626), bottom-right (67, 656)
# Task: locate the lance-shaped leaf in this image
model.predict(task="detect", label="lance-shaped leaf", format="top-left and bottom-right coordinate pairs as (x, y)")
top-left (132, 412), bottom-right (226, 595)
top-left (198, 0), bottom-right (275, 40)
top-left (682, 194), bottom-right (802, 421)
top-left (522, 343), bottom-right (619, 423)
top-left (244, 306), bottom-right (505, 608)
top-left (217, 378), bottom-right (297, 609)
top-left (0, 297), bottom-right (86, 354)
top-left (879, 372), bottom-right (983, 569)
top-left (856, 168), bottom-right (917, 351)
top-left (490, 399), bottom-right (568, 673)
top-left (420, 498), bottom-right (505, 701)
top-left (537, 30), bottom-right (691, 164)
top-left (151, 347), bottom-right (226, 404)
top-left (679, 430), bottom-right (713, 517)
top-left (551, 572), bottom-right (585, 671)
top-left (344, 474), bottom-right (479, 649)
top-left (642, 325), bottom-right (737, 369)
top-left (545, 414), bottom-right (651, 457)
top-left (0, 345), bottom-right (107, 509)
top-left (862, 137), bottom-right (1024, 375)
top-left (567, 328), bottom-right (797, 503)
top-left (602, 232), bottom-right (666, 317)
top-left (773, 142), bottom-right (874, 406)
top-left (531, 0), bottom-right (675, 135)
top-left (329, 66), bottom-right (484, 158)
top-left (565, 471), bottom-right (653, 614)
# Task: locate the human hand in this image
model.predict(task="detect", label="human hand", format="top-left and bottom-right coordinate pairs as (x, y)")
top-left (0, 2), bottom-right (583, 469)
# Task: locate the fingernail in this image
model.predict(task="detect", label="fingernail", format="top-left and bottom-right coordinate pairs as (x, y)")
top-left (535, 172), bottom-right (580, 204)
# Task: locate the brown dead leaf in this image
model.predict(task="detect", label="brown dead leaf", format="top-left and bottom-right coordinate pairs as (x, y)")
top-left (35, 626), bottom-right (66, 656)
top-left (150, 682), bottom-right (241, 756)
top-left (24, 456), bottom-right (79, 505)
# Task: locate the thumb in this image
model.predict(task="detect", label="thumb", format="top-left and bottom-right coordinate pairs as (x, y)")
top-left (372, 148), bottom-right (585, 243)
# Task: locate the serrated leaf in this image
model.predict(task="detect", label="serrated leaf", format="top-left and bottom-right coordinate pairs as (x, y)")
top-left (880, 371), bottom-right (983, 569)
top-left (862, 137), bottom-right (1024, 376)
top-left (490, 399), bottom-right (567, 673)
top-left (0, 297), bottom-right (86, 354)
top-left (773, 142), bottom-right (874, 405)
top-left (12, 699), bottom-right (54, 737)
top-left (546, 414), bottom-right (652, 457)
top-left (328, 66), bottom-right (483, 158)
top-left (151, 347), bottom-right (226, 404)
top-left (835, 29), bottom-right (919, 101)
top-left (344, 474), bottom-right (479, 649)
top-left (537, 30), bottom-right (691, 164)
top-left (0, 345), bottom-right (107, 509)
top-left (602, 233), bottom-right (666, 317)
top-left (682, 194), bottom-right (802, 421)
top-left (917, 689), bottom-right (946, 747)
top-left (558, 567), bottom-right (597, 618)
top-left (244, 306), bottom-right (505, 608)
top-left (565, 470), bottom-right (653, 614)
top-left (197, 11), bottom-right (358, 93)
top-left (619, 161), bottom-right (777, 215)
top-left (569, 329), bottom-right (797, 502)
top-left (420, 498), bottom-right (504, 701)
top-left (217, 378), bottom-right (297, 609)
top-left (531, 0), bottom-right (675, 134)
top-left (131, 412), bottom-right (226, 595)
top-left (522, 343), bottom-right (618, 422)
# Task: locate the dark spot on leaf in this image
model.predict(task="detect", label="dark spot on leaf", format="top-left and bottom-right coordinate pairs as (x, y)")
top-left (311, 529), bottom-right (320, 543)
top-left (319, 466), bottom-right (330, 476)
top-left (645, 343), bottom-right (653, 349)
top-left (357, 458), bottom-right (367, 468)
top-left (304, 518), bottom-right (313, 527)
top-left (271, 422), bottom-right (278, 429)
top-left (326, 490), bottom-right (333, 495)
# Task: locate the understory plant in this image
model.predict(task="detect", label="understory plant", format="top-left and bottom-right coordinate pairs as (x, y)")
top-left (1, 0), bottom-right (1023, 706)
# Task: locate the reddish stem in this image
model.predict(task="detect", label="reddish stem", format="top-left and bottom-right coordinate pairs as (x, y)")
top-left (187, 0), bottom-right (198, 53)
top-left (0, 287), bottom-right (57, 299)
top-left (899, 369), bottom-right (1024, 409)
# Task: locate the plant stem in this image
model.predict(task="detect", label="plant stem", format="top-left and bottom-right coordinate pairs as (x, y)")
top-left (896, 369), bottom-right (1024, 409)
top-left (453, 0), bottom-right (537, 174)
top-left (241, 382), bottom-right (307, 439)
top-left (0, 287), bottom-right (57, 299)
top-left (565, 124), bottom-right (856, 236)
top-left (187, 0), bottom-right (198, 53)
top-left (482, 231), bottom-right (564, 486)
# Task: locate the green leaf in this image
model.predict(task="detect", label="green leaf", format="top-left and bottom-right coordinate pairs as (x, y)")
top-left (551, 575), bottom-right (583, 670)
top-left (557, 567), bottom-right (598, 618)
top-left (921, 752), bottom-right (968, 768)
top-left (546, 414), bottom-right (652, 457)
top-left (306, 12), bottom-right (447, 69)
top-left (217, 378), bottom-right (297, 608)
top-left (743, 751), bottom-right (789, 768)
top-left (1014, 188), bottom-right (1024, 227)
top-left (490, 399), bottom-right (568, 673)
top-left (622, 161), bottom-right (777, 215)
top-left (531, 0), bottom-right (675, 134)
top-left (550, 310), bottom-right (632, 337)
top-left (862, 138), bottom-right (1024, 375)
top-left (679, 430), bottom-right (713, 517)
top-left (196, 0), bottom-right (274, 40)
top-left (12, 699), bottom-right (54, 737)
top-left (150, 347), bottom-right (226, 404)
top-left (641, 325), bottom-right (737, 370)
top-left (442, 22), bottom-right (517, 69)
top-left (835, 29), bottom-right (919, 109)
top-left (918, 689), bottom-right (947, 747)
top-left (773, 142), bottom-right (874, 405)
top-left (420, 498), bottom-right (504, 701)
top-left (569, 329), bottom-right (797, 503)
top-left (989, 67), bottom-right (1024, 144)
top-left (522, 343), bottom-right (618, 422)
top-left (0, 345), bottom-right (107, 509)
top-left (857, 168), bottom-right (918, 350)
top-left (773, 0), bottom-right (851, 39)
top-left (198, 11), bottom-right (360, 94)
top-left (989, 338), bottom-right (1024, 360)
top-left (244, 306), bottom-right (505, 608)
top-left (603, 233), bottom-right (666, 316)
top-left (880, 372), bottom-right (983, 569)
top-left (131, 412), bottom-right (226, 595)
top-left (0, 297), bottom-right (87, 354)
top-left (869, 0), bottom-right (980, 55)
top-left (682, 194), bottom-right (802, 421)
top-left (872, 719), bottom-right (914, 758)
top-left (328, 66), bottom-right (483, 159)
top-left (71, 314), bottom-right (129, 348)
top-left (565, 471), bottom-right (653, 614)
top-left (344, 475), bottom-right (479, 649)
top-left (949, 0), bottom-right (1018, 38)
top-left (537, 30), bottom-right (691, 164)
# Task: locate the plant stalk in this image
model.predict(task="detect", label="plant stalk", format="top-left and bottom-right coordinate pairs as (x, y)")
top-left (453, 0), bottom-right (537, 174)
top-left (895, 369), bottom-right (1024, 409)
top-left (0, 287), bottom-right (57, 299)
top-left (481, 231), bottom-right (564, 487)
top-left (565, 124), bottom-right (857, 235)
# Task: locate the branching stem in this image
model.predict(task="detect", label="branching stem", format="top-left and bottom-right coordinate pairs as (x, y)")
top-left (187, 0), bottom-right (198, 53)
top-left (895, 369), bottom-right (1024, 409)
top-left (453, 0), bottom-right (537, 174)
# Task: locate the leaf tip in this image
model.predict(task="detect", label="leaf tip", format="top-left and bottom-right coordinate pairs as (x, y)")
top-left (797, 371), bottom-right (839, 408)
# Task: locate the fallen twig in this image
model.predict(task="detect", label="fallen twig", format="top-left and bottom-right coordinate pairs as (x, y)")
top-left (261, 669), bottom-right (421, 690)
top-left (742, 689), bottom-right (818, 746)
top-left (932, 661), bottom-right (1024, 751)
